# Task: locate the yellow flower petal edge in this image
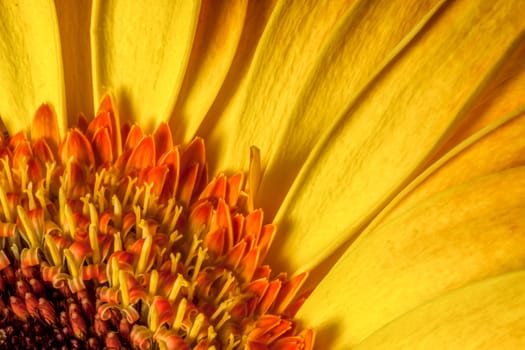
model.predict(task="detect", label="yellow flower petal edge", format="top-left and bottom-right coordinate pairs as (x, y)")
top-left (377, 107), bottom-right (525, 226)
top-left (204, 0), bottom-right (354, 173)
top-left (0, 0), bottom-right (65, 136)
top-left (55, 0), bottom-right (94, 125)
top-left (91, 0), bottom-right (200, 131)
top-left (255, 0), bottom-right (447, 218)
top-left (267, 0), bottom-right (525, 274)
top-left (169, 0), bottom-right (247, 144)
top-left (304, 107), bottom-right (525, 293)
top-left (297, 165), bottom-right (525, 348)
top-left (431, 38), bottom-right (525, 160)
top-left (355, 270), bottom-right (525, 349)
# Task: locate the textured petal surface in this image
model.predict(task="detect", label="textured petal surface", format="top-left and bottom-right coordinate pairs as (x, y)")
top-left (55, 0), bottom-right (94, 124)
top-left (170, 0), bottom-right (247, 143)
top-left (256, 0), bottom-right (447, 218)
top-left (375, 108), bottom-right (525, 226)
top-left (430, 39), bottom-right (525, 162)
top-left (355, 271), bottom-right (525, 349)
top-left (203, 0), bottom-right (354, 172)
top-left (91, 0), bottom-right (200, 131)
top-left (266, 0), bottom-right (525, 274)
top-left (197, 0), bottom-right (277, 170)
top-left (0, 0), bottom-right (65, 135)
top-left (298, 166), bottom-right (525, 347)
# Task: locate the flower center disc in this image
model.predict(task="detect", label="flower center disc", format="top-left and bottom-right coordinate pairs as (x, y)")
top-left (0, 98), bottom-right (313, 350)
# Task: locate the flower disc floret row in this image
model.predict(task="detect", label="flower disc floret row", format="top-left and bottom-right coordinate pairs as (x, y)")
top-left (0, 97), bottom-right (313, 350)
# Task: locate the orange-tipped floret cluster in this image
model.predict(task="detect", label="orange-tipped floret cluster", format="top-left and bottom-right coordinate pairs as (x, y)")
top-left (0, 97), bottom-right (314, 349)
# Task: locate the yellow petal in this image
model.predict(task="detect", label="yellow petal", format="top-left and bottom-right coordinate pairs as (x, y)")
top-left (169, 0), bottom-right (247, 143)
top-left (376, 108), bottom-right (525, 226)
top-left (91, 0), bottom-right (200, 130)
top-left (196, 0), bottom-right (276, 168)
top-left (431, 39), bottom-right (525, 161)
top-left (355, 270), bottom-right (525, 349)
top-left (265, 0), bottom-right (525, 274)
top-left (55, 0), bottom-right (94, 124)
top-left (256, 0), bottom-right (447, 218)
top-left (0, 0), bottom-right (65, 135)
top-left (204, 0), bottom-right (354, 171)
top-left (297, 166), bottom-right (525, 347)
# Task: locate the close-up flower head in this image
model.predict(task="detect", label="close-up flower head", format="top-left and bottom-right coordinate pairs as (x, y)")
top-left (1, 0), bottom-right (525, 349)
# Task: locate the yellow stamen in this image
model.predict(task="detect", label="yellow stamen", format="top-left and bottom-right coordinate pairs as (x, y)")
top-left (168, 205), bottom-right (183, 234)
top-left (133, 205), bottom-right (142, 236)
top-left (132, 185), bottom-right (144, 208)
top-left (35, 186), bottom-right (50, 218)
top-left (19, 163), bottom-right (28, 192)
top-left (89, 224), bottom-right (100, 264)
top-left (79, 194), bottom-right (91, 216)
top-left (161, 198), bottom-right (175, 228)
top-left (148, 269), bottom-right (159, 296)
top-left (64, 202), bottom-right (76, 238)
top-left (142, 182), bottom-right (154, 216)
top-left (110, 256), bottom-right (119, 287)
top-left (58, 186), bottom-right (67, 232)
top-left (64, 249), bottom-right (80, 278)
top-left (211, 300), bottom-right (229, 321)
top-left (10, 243), bottom-right (20, 262)
top-left (1, 158), bottom-right (14, 192)
top-left (207, 326), bottom-right (217, 343)
top-left (122, 176), bottom-right (137, 206)
top-left (16, 205), bottom-right (40, 248)
top-left (215, 311), bottom-right (231, 331)
top-left (185, 235), bottom-right (200, 267)
top-left (170, 252), bottom-right (180, 275)
top-left (112, 195), bottom-right (122, 227)
top-left (168, 230), bottom-right (181, 246)
top-left (89, 202), bottom-right (99, 227)
top-left (224, 334), bottom-right (238, 350)
top-left (172, 297), bottom-right (187, 332)
top-left (149, 302), bottom-right (159, 332)
top-left (93, 169), bottom-right (106, 211)
top-left (44, 233), bottom-right (62, 266)
top-left (168, 273), bottom-right (188, 302)
top-left (119, 270), bottom-right (130, 307)
top-left (214, 272), bottom-right (235, 304)
top-left (0, 185), bottom-right (12, 222)
top-left (187, 313), bottom-right (205, 344)
top-left (113, 231), bottom-right (123, 252)
top-left (24, 182), bottom-right (36, 210)
top-left (192, 247), bottom-right (206, 282)
top-left (136, 223), bottom-right (152, 275)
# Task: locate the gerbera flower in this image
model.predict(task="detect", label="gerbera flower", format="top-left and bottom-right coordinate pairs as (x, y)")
top-left (1, 0), bottom-right (524, 349)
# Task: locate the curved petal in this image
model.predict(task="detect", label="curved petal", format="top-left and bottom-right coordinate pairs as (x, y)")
top-left (55, 0), bottom-right (94, 124)
top-left (355, 271), bottom-right (525, 349)
top-left (265, 0), bottom-right (525, 274)
top-left (0, 0), bottom-right (65, 135)
top-left (169, 0), bottom-right (247, 143)
top-left (430, 39), bottom-right (525, 162)
top-left (196, 0), bottom-right (276, 170)
top-left (256, 0), bottom-right (448, 218)
top-left (91, 0), bottom-right (200, 130)
top-left (203, 0), bottom-right (354, 172)
top-left (375, 108), bottom-right (525, 226)
top-left (298, 166), bottom-right (525, 347)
